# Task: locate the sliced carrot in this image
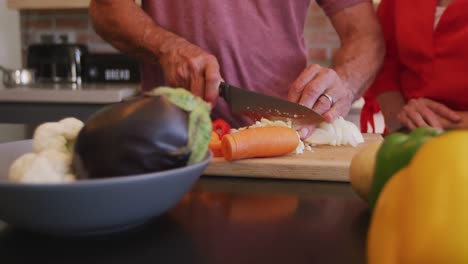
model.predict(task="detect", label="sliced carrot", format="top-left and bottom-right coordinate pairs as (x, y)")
top-left (211, 142), bottom-right (223, 157)
top-left (221, 126), bottom-right (299, 161)
top-left (209, 131), bottom-right (223, 157)
top-left (210, 131), bottom-right (220, 142)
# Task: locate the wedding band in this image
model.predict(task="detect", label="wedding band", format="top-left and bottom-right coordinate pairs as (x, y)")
top-left (322, 93), bottom-right (334, 105)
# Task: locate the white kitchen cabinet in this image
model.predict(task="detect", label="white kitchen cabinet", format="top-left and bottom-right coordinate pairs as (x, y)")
top-left (1, 0), bottom-right (25, 143)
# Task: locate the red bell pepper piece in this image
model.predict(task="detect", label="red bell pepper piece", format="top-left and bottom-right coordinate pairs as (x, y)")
top-left (212, 118), bottom-right (231, 138)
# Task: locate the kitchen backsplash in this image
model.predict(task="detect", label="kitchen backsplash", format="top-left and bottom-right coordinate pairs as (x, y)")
top-left (19, 2), bottom-right (339, 66)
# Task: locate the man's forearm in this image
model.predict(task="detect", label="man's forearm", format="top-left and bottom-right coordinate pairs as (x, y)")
top-left (89, 0), bottom-right (184, 64)
top-left (333, 33), bottom-right (384, 99)
top-left (330, 3), bottom-right (385, 101)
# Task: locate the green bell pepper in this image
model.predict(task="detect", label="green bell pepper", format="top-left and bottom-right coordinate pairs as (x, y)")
top-left (368, 127), bottom-right (443, 210)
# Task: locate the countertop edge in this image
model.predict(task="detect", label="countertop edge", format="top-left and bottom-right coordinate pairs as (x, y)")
top-left (0, 86), bottom-right (138, 104)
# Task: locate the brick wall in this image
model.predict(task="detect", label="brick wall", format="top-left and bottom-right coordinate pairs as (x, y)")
top-left (20, 9), bottom-right (116, 64)
top-left (304, 2), bottom-right (341, 66)
top-left (19, 2), bottom-right (340, 66)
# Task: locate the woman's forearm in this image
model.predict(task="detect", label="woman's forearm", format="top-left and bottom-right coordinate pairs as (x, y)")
top-left (377, 91), bottom-right (405, 132)
top-left (89, 0), bottom-right (185, 64)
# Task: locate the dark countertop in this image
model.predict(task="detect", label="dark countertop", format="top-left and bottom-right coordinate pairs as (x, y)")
top-left (0, 176), bottom-right (370, 264)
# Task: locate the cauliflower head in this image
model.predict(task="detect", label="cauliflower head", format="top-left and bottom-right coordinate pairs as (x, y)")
top-left (33, 117), bottom-right (84, 153)
top-left (9, 117), bottom-right (84, 184)
top-left (9, 150), bottom-right (74, 184)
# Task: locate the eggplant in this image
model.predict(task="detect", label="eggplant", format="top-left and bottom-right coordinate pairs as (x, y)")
top-left (72, 87), bottom-right (211, 178)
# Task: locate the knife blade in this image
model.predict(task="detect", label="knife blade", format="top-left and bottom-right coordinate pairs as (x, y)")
top-left (219, 82), bottom-right (326, 125)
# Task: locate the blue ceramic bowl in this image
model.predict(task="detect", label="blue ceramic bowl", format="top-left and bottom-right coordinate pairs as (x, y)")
top-left (0, 140), bottom-right (211, 236)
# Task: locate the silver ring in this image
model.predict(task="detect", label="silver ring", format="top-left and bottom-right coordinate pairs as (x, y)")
top-left (321, 93), bottom-right (334, 105)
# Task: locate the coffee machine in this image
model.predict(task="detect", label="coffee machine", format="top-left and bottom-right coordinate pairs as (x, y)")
top-left (27, 44), bottom-right (88, 84)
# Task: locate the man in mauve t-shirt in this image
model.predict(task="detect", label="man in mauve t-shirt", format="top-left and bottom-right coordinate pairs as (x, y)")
top-left (90, 0), bottom-right (384, 138)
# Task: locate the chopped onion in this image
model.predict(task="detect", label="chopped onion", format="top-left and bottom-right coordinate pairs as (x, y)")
top-left (305, 117), bottom-right (364, 147)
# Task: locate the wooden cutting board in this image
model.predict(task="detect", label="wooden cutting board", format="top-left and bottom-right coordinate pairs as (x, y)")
top-left (204, 133), bottom-right (383, 182)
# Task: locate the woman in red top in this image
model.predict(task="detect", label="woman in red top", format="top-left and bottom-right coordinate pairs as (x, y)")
top-left (361, 0), bottom-right (468, 133)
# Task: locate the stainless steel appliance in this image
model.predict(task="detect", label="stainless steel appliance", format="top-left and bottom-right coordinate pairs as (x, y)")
top-left (26, 44), bottom-right (88, 84)
top-left (0, 65), bottom-right (36, 87)
top-left (82, 53), bottom-right (140, 83)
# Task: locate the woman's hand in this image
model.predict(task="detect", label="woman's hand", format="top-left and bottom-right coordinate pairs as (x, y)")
top-left (397, 98), bottom-right (461, 130)
top-left (159, 38), bottom-right (223, 106)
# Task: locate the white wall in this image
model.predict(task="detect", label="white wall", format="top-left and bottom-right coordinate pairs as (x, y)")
top-left (0, 0), bottom-right (21, 68)
top-left (0, 0), bottom-right (26, 143)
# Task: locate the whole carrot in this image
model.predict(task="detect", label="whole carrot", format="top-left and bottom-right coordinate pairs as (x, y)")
top-left (221, 126), bottom-right (299, 161)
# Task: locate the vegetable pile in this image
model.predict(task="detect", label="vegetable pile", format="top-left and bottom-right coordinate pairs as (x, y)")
top-left (367, 127), bottom-right (442, 209)
top-left (349, 127), bottom-right (442, 205)
top-left (349, 127), bottom-right (468, 263)
top-left (209, 116), bottom-right (365, 161)
top-left (8, 87), bottom-right (212, 183)
top-left (209, 118), bottom-right (302, 161)
top-left (368, 129), bottom-right (468, 263)
top-left (73, 87), bottom-right (212, 178)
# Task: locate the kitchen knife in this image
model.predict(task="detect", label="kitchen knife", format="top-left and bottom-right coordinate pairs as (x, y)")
top-left (219, 82), bottom-right (326, 125)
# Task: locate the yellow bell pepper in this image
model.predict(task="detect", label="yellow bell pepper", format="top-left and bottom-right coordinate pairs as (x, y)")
top-left (367, 130), bottom-right (468, 264)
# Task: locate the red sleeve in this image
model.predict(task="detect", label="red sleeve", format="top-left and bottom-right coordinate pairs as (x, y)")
top-left (361, 0), bottom-right (401, 133)
top-left (365, 0), bottom-right (401, 98)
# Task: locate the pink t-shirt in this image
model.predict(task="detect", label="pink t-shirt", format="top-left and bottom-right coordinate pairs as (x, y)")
top-left (141, 0), bottom-right (369, 127)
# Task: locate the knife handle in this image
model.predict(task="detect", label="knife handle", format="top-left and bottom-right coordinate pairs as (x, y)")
top-left (219, 82), bottom-right (228, 98)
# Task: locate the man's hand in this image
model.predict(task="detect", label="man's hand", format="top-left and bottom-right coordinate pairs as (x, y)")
top-left (288, 64), bottom-right (354, 120)
top-left (89, 0), bottom-right (222, 106)
top-left (288, 64), bottom-right (354, 139)
top-left (288, 2), bottom-right (384, 139)
top-left (398, 98), bottom-right (461, 130)
top-left (159, 38), bottom-right (223, 106)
